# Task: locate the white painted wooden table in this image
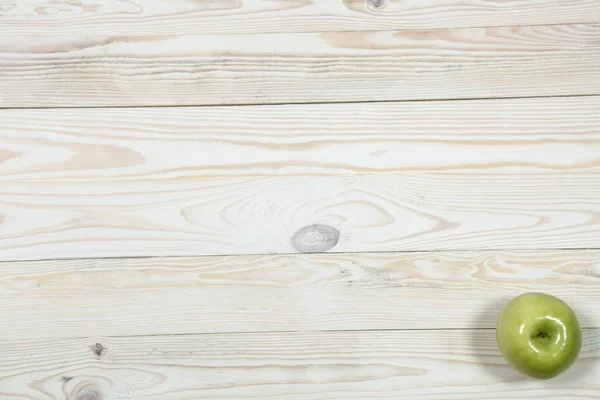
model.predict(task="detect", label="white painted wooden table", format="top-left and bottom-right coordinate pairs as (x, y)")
top-left (0, 1), bottom-right (599, 399)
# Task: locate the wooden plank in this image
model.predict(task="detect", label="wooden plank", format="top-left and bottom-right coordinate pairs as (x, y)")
top-left (2, 173), bottom-right (599, 260)
top-left (1, 24), bottom-right (599, 108)
top-left (2, 329), bottom-right (599, 399)
top-left (2, 0), bottom-right (599, 36)
top-left (0, 251), bottom-right (599, 339)
top-left (1, 97), bottom-right (600, 260)
top-left (1, 96), bottom-right (599, 176)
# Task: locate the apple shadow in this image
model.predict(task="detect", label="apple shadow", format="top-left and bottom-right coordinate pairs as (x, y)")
top-left (469, 298), bottom-right (525, 383)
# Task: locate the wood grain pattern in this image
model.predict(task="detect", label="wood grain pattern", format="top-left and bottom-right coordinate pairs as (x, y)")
top-left (2, 0), bottom-right (599, 36)
top-left (2, 173), bottom-right (600, 260)
top-left (1, 329), bottom-right (599, 400)
top-left (0, 251), bottom-right (599, 339)
top-left (1, 97), bottom-right (600, 260)
top-left (1, 24), bottom-right (599, 108)
top-left (2, 4), bottom-right (599, 400)
top-left (1, 96), bottom-right (599, 176)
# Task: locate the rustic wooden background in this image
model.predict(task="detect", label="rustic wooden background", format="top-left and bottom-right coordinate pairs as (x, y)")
top-left (1, 0), bottom-right (599, 399)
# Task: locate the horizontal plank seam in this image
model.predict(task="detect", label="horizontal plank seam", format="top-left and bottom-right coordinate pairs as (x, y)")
top-left (2, 327), bottom-right (598, 345)
top-left (3, 247), bottom-right (600, 265)
top-left (1, 93), bottom-right (599, 112)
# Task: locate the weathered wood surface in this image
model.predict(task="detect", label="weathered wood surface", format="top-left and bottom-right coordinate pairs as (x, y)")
top-left (1, 4), bottom-right (599, 397)
top-left (2, 0), bottom-right (599, 36)
top-left (2, 172), bottom-right (599, 260)
top-left (2, 329), bottom-right (599, 400)
top-left (0, 251), bottom-right (598, 340)
top-left (2, 96), bottom-right (599, 175)
top-left (1, 24), bottom-right (599, 108)
top-left (2, 96), bottom-right (599, 260)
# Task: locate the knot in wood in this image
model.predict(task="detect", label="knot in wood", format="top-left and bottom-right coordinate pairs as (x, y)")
top-left (291, 224), bottom-right (339, 253)
top-left (369, 0), bottom-right (385, 8)
top-left (72, 387), bottom-right (103, 400)
top-left (91, 343), bottom-right (106, 357)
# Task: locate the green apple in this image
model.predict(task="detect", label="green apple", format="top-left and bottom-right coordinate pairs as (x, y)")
top-left (496, 292), bottom-right (582, 379)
